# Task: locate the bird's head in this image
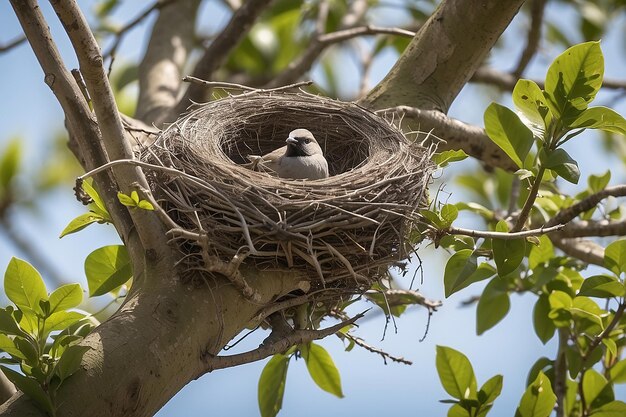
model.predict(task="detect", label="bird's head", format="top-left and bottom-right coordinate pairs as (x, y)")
top-left (285, 129), bottom-right (323, 157)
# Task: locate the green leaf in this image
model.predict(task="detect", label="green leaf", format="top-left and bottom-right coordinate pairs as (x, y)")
top-left (590, 401), bottom-right (626, 417)
top-left (435, 346), bottom-right (477, 400)
top-left (516, 372), bottom-right (556, 417)
top-left (492, 221), bottom-right (526, 277)
top-left (0, 333), bottom-right (25, 359)
top-left (85, 245), bottom-right (133, 297)
top-left (512, 79), bottom-right (551, 140)
top-left (609, 360), bottom-right (626, 383)
top-left (583, 369), bottom-right (613, 409)
top-left (544, 41), bottom-right (604, 120)
top-left (48, 284), bottom-right (83, 315)
top-left (570, 106), bottom-right (626, 135)
top-left (604, 240), bottom-right (626, 276)
top-left (13, 336), bottom-right (38, 365)
top-left (0, 366), bottom-right (54, 414)
top-left (588, 170), bottom-right (611, 193)
top-left (541, 148), bottom-right (580, 184)
top-left (432, 149), bottom-right (469, 167)
top-left (0, 308), bottom-right (25, 336)
top-left (117, 192), bottom-right (137, 207)
top-left (477, 374), bottom-right (503, 406)
top-left (528, 235), bottom-right (554, 269)
top-left (476, 278), bottom-right (510, 335)
top-left (578, 275), bottom-right (625, 298)
top-left (258, 354), bottom-right (290, 417)
top-left (43, 311), bottom-right (86, 335)
top-left (54, 344), bottom-right (91, 382)
top-left (4, 258), bottom-right (47, 313)
top-left (533, 295), bottom-right (556, 344)
top-left (444, 250), bottom-right (477, 298)
top-left (302, 342), bottom-right (343, 398)
top-left (137, 200), bottom-right (154, 210)
top-left (59, 212), bottom-right (107, 238)
top-left (0, 138), bottom-right (21, 190)
top-left (441, 204), bottom-right (459, 227)
top-left (82, 180), bottom-right (109, 218)
top-left (484, 103), bottom-right (535, 168)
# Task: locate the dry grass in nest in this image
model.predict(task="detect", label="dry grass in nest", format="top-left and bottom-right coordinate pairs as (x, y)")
top-left (141, 90), bottom-right (434, 294)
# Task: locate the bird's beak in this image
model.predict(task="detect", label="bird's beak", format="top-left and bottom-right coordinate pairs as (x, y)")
top-left (285, 137), bottom-right (298, 144)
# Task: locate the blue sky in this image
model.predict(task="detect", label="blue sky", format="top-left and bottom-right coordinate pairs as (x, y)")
top-left (1, 1), bottom-right (625, 416)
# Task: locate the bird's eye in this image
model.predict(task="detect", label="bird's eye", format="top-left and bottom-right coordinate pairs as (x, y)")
top-left (304, 138), bottom-right (311, 144)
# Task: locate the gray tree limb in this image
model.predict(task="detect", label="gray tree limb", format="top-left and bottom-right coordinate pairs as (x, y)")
top-left (135, 0), bottom-right (201, 125)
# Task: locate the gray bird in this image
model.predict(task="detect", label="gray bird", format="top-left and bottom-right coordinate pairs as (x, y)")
top-left (248, 129), bottom-right (329, 180)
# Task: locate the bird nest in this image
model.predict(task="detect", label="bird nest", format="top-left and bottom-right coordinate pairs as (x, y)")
top-left (141, 90), bottom-right (434, 294)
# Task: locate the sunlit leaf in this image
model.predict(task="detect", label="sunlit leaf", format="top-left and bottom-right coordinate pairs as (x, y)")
top-left (484, 103), bottom-right (534, 168)
top-left (85, 245), bottom-right (132, 297)
top-left (4, 258), bottom-right (47, 313)
top-left (570, 106), bottom-right (626, 135)
top-left (436, 346), bottom-right (477, 400)
top-left (302, 342), bottom-right (343, 398)
top-left (258, 354), bottom-right (290, 417)
top-left (48, 284), bottom-right (83, 315)
top-left (513, 79), bottom-right (551, 140)
top-left (60, 212), bottom-right (108, 238)
top-left (515, 372), bottom-right (556, 417)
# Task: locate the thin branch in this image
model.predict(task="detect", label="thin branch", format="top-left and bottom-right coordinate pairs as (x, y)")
top-left (103, 0), bottom-right (177, 74)
top-left (472, 66), bottom-right (626, 92)
top-left (377, 106), bottom-right (517, 171)
top-left (551, 238), bottom-right (604, 267)
top-left (557, 219), bottom-right (626, 238)
top-left (0, 34), bottom-right (26, 53)
top-left (182, 76), bottom-right (312, 93)
top-left (546, 185), bottom-right (626, 227)
top-left (201, 311), bottom-right (366, 373)
top-left (173, 0), bottom-right (273, 118)
top-left (448, 223), bottom-right (563, 239)
top-left (318, 25), bottom-right (416, 44)
top-left (338, 333), bottom-right (413, 365)
top-left (512, 167), bottom-right (546, 232)
top-left (512, 0), bottom-right (546, 78)
top-left (584, 302), bottom-right (626, 360)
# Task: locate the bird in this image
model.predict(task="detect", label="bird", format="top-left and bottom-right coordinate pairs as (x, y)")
top-left (248, 128), bottom-right (329, 180)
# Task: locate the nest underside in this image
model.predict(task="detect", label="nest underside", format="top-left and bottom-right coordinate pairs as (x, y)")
top-left (142, 91), bottom-right (434, 289)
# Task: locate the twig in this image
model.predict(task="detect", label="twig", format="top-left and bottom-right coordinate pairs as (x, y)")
top-left (512, 0), bottom-right (546, 77)
top-left (182, 76), bottom-right (313, 93)
top-left (0, 34), bottom-right (26, 53)
top-left (448, 223), bottom-right (563, 239)
top-left (584, 301), bottom-right (626, 362)
top-left (512, 167), bottom-right (545, 232)
top-left (200, 311), bottom-right (367, 373)
top-left (338, 333), bottom-right (412, 365)
top-left (554, 328), bottom-right (568, 417)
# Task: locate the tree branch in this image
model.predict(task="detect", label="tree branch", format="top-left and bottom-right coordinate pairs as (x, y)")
top-left (472, 66), bottom-right (626, 92)
top-left (546, 185), bottom-right (626, 227)
top-left (103, 0), bottom-right (177, 74)
top-left (551, 238), bottom-right (605, 267)
top-left (0, 34), bottom-right (26, 53)
top-left (360, 0), bottom-right (524, 112)
top-left (172, 0), bottom-right (273, 119)
top-left (448, 223), bottom-right (563, 240)
top-left (557, 219), bottom-right (626, 238)
top-left (376, 106), bottom-right (517, 171)
top-left (135, 0), bottom-right (201, 125)
top-left (201, 311), bottom-right (366, 373)
top-left (338, 333), bottom-right (412, 365)
top-left (49, 0), bottom-right (168, 252)
top-left (512, 0), bottom-right (546, 77)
